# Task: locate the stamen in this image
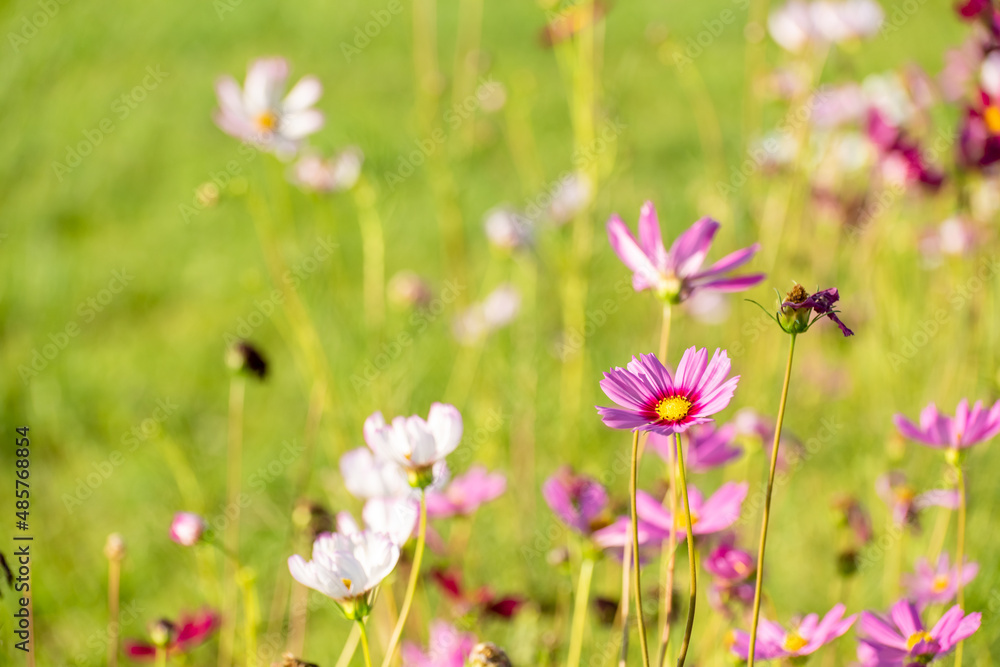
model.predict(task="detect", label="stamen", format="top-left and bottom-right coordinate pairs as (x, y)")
top-left (655, 396), bottom-right (692, 422)
top-left (906, 631), bottom-right (934, 651)
top-left (782, 631), bottom-right (808, 652)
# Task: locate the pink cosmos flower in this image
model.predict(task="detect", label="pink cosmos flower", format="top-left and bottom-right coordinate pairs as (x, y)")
top-left (592, 482), bottom-right (748, 548)
top-left (124, 609), bottom-right (221, 660)
top-left (542, 467), bottom-right (610, 536)
top-left (903, 555), bottom-right (978, 610)
top-left (733, 408), bottom-right (803, 471)
top-left (647, 421), bottom-right (742, 472)
top-left (214, 57), bottom-right (324, 156)
top-left (893, 398), bottom-right (1000, 449)
top-left (401, 620), bottom-right (477, 667)
top-left (597, 347), bottom-right (740, 436)
top-left (875, 471), bottom-right (959, 529)
top-left (856, 599), bottom-right (981, 665)
top-left (729, 604), bottom-right (857, 660)
top-left (867, 109), bottom-right (944, 191)
top-left (169, 512), bottom-right (207, 547)
top-left (426, 466), bottom-right (506, 519)
top-left (431, 569), bottom-right (525, 619)
top-left (606, 202), bottom-right (764, 302)
top-left (705, 542), bottom-right (756, 613)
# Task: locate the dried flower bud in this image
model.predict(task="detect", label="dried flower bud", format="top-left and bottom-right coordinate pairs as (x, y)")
top-left (104, 533), bottom-right (127, 561)
top-left (226, 340), bottom-right (268, 380)
top-left (468, 642), bottom-right (512, 666)
top-left (273, 654), bottom-right (319, 667)
top-left (292, 499), bottom-right (333, 539)
top-left (836, 549), bottom-right (860, 577)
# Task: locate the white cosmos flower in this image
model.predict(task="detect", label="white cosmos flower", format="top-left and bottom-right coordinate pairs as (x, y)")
top-left (363, 403), bottom-right (463, 472)
top-left (337, 497), bottom-right (420, 546)
top-left (768, 0), bottom-right (882, 52)
top-left (340, 447), bottom-right (411, 499)
top-left (214, 57), bottom-right (324, 156)
top-left (287, 530), bottom-right (399, 607)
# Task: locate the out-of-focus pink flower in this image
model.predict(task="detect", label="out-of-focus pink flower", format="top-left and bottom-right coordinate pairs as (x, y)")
top-left (606, 202), bottom-right (764, 302)
top-left (291, 148), bottom-right (363, 193)
top-left (647, 422), bottom-right (743, 472)
top-left (875, 471), bottom-right (959, 530)
top-left (484, 207), bottom-right (532, 250)
top-left (542, 467), bottom-right (610, 536)
top-left (894, 398), bottom-right (1000, 450)
top-left (169, 512), bottom-right (207, 547)
top-left (452, 284), bottom-right (520, 345)
top-left (387, 271), bottom-right (433, 309)
top-left (431, 569), bottom-right (526, 619)
top-left (124, 609), bottom-right (221, 660)
top-left (733, 408), bottom-right (803, 471)
top-left (903, 555), bottom-right (978, 610)
top-left (705, 542), bottom-right (756, 613)
top-left (768, 0), bottom-right (882, 52)
top-left (426, 466), bottom-right (506, 518)
top-left (214, 57), bottom-right (324, 156)
top-left (856, 599), bottom-right (981, 665)
top-left (548, 172), bottom-right (592, 224)
top-left (811, 83), bottom-right (869, 129)
top-left (866, 109), bottom-right (944, 191)
top-left (730, 604), bottom-right (856, 660)
top-left (401, 620), bottom-right (477, 667)
top-left (918, 217), bottom-right (978, 267)
top-left (593, 482), bottom-right (748, 548)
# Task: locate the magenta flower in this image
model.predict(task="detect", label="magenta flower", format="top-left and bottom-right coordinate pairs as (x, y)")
top-left (903, 555), bottom-right (978, 610)
top-left (866, 109), bottom-right (944, 191)
top-left (426, 466), bottom-right (506, 519)
top-left (647, 421), bottom-right (742, 472)
top-left (542, 467), bottom-right (610, 536)
top-left (431, 569), bottom-right (525, 619)
top-left (401, 620), bottom-right (477, 667)
top-left (169, 512), bottom-right (207, 547)
top-left (214, 57), bottom-right (324, 156)
top-left (597, 347), bottom-right (740, 436)
top-left (124, 609), bottom-right (221, 661)
top-left (705, 542), bottom-right (756, 613)
top-left (593, 482), bottom-right (748, 548)
top-left (779, 284), bottom-right (854, 336)
top-left (606, 202), bottom-right (764, 302)
top-left (856, 599), bottom-right (981, 665)
top-left (893, 399), bottom-right (1000, 450)
top-left (875, 471), bottom-right (959, 529)
top-left (730, 604), bottom-right (856, 660)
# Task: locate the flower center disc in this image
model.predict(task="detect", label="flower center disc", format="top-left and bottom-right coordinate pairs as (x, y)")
top-left (985, 106), bottom-right (1000, 135)
top-left (655, 396), bottom-right (692, 422)
top-left (931, 575), bottom-right (949, 593)
top-left (906, 631), bottom-right (934, 651)
top-left (255, 111), bottom-right (279, 132)
top-left (782, 631), bottom-right (808, 652)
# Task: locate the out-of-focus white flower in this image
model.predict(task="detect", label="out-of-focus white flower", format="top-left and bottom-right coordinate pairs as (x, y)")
top-left (863, 73), bottom-right (915, 126)
top-left (682, 290), bottom-right (731, 325)
top-left (387, 271), bottom-right (433, 309)
top-left (919, 217), bottom-right (977, 267)
top-left (336, 497), bottom-right (420, 546)
top-left (292, 147), bottom-right (363, 193)
top-left (340, 447), bottom-right (411, 499)
top-left (811, 84), bottom-right (869, 129)
top-left (548, 173), bottom-right (592, 224)
top-left (477, 80), bottom-right (508, 113)
top-left (363, 404), bottom-right (463, 484)
top-left (484, 208), bottom-right (532, 250)
top-left (452, 284), bottom-right (521, 345)
top-left (769, 0), bottom-right (882, 52)
top-left (214, 57), bottom-right (324, 156)
top-left (287, 530), bottom-right (399, 618)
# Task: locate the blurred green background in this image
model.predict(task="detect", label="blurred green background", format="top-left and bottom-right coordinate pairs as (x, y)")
top-left (2, 0), bottom-right (998, 663)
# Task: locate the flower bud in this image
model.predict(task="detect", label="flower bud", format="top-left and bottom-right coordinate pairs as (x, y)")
top-left (407, 466), bottom-right (437, 490)
top-left (170, 512), bottom-right (208, 547)
top-left (149, 619), bottom-right (175, 648)
top-left (104, 533), bottom-right (126, 561)
top-left (274, 654), bottom-right (319, 667)
top-left (226, 340), bottom-right (268, 380)
top-left (468, 642), bottom-right (512, 666)
top-left (778, 283), bottom-right (811, 333)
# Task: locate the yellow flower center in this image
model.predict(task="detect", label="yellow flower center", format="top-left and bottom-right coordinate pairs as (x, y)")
top-left (255, 111), bottom-right (279, 132)
top-left (906, 631), bottom-right (934, 651)
top-left (931, 575), bottom-right (949, 593)
top-left (985, 106), bottom-right (1000, 135)
top-left (674, 511), bottom-right (700, 531)
top-left (341, 577), bottom-right (353, 591)
top-left (783, 631), bottom-right (808, 652)
top-left (655, 396), bottom-right (692, 422)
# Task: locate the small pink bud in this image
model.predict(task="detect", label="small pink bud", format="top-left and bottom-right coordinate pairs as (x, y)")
top-left (169, 512), bottom-right (207, 547)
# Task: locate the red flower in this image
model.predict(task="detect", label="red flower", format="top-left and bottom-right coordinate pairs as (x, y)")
top-left (124, 609), bottom-right (220, 661)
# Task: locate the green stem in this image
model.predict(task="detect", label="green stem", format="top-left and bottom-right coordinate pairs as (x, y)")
top-left (954, 462), bottom-right (967, 667)
top-left (567, 557), bottom-right (596, 667)
top-left (674, 433), bottom-right (697, 667)
top-left (630, 430), bottom-right (652, 667)
top-left (380, 492), bottom-right (427, 667)
top-left (108, 556), bottom-right (121, 667)
top-left (359, 621), bottom-right (373, 667)
top-left (656, 434), bottom-right (679, 667)
top-left (747, 334), bottom-right (797, 667)
top-left (334, 624), bottom-right (361, 667)
top-left (156, 647), bottom-right (167, 667)
top-left (219, 376), bottom-right (245, 667)
top-left (616, 538), bottom-right (632, 667)
top-left (658, 303), bottom-right (672, 361)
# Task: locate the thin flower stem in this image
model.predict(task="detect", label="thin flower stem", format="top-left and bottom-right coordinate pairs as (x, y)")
top-left (155, 647), bottom-right (167, 667)
top-left (380, 492), bottom-right (428, 667)
top-left (616, 539), bottom-right (632, 667)
top-left (658, 303), bottom-right (672, 360)
top-left (674, 432), bottom-right (697, 667)
top-left (954, 462), bottom-right (967, 667)
top-left (219, 375), bottom-right (245, 667)
top-left (352, 177), bottom-right (386, 339)
top-left (359, 620), bottom-right (373, 667)
top-left (747, 333), bottom-right (797, 667)
top-left (656, 440), bottom-right (678, 667)
top-left (108, 556), bottom-right (121, 667)
top-left (630, 430), bottom-right (652, 667)
top-left (567, 557), bottom-right (596, 667)
top-left (334, 624), bottom-right (361, 667)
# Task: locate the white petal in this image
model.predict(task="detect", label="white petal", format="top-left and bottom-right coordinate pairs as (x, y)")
top-left (426, 403), bottom-right (463, 460)
top-left (243, 57), bottom-right (289, 113)
top-left (280, 109), bottom-right (325, 139)
top-left (283, 75), bottom-right (323, 112)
